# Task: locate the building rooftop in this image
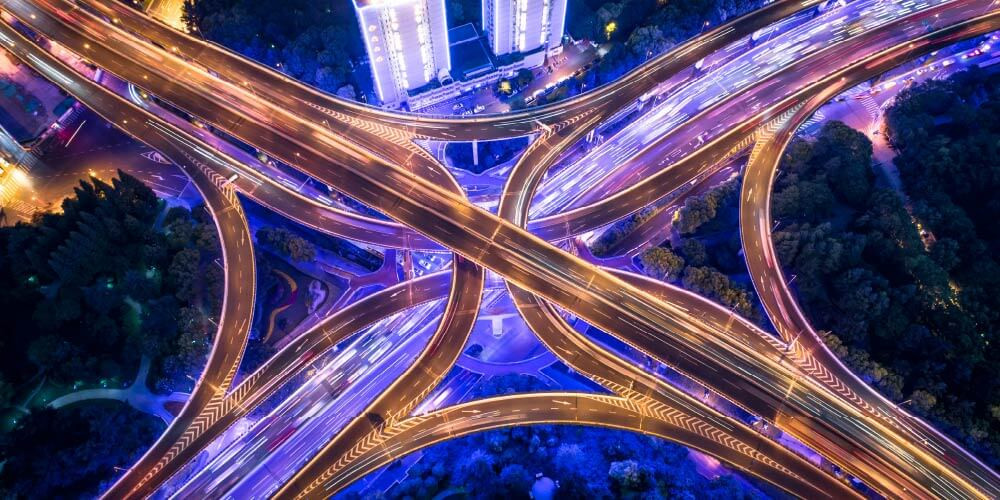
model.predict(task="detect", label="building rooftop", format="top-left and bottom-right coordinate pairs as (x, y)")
top-left (448, 23), bottom-right (496, 80)
top-left (449, 23), bottom-right (479, 43)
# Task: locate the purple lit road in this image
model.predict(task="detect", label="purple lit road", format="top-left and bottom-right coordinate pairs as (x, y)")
top-left (1, 0), bottom-right (998, 498)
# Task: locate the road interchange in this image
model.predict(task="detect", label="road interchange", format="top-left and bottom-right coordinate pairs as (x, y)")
top-left (1, 0), bottom-right (999, 498)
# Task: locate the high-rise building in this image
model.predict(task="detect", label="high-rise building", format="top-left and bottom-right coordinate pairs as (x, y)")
top-left (482, 0), bottom-right (567, 58)
top-left (354, 0), bottom-right (451, 105)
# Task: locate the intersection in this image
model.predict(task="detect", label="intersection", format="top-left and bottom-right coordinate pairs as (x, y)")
top-left (1, 0), bottom-right (998, 498)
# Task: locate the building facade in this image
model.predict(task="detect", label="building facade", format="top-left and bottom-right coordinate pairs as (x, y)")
top-left (482, 0), bottom-right (567, 57)
top-left (354, 0), bottom-right (451, 105)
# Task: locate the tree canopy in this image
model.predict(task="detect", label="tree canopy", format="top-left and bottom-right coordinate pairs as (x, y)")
top-left (0, 172), bottom-right (224, 495)
top-left (350, 375), bottom-right (763, 499)
top-left (776, 81), bottom-right (1000, 466)
top-left (183, 0), bottom-right (364, 96)
top-left (0, 403), bottom-right (164, 498)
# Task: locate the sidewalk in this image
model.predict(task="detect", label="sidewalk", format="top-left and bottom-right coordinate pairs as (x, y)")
top-left (48, 356), bottom-right (189, 423)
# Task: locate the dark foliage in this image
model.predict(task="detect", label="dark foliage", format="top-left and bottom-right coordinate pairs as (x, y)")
top-left (256, 226), bottom-right (317, 263)
top-left (183, 0), bottom-right (364, 96)
top-left (0, 403), bottom-right (164, 498)
top-left (0, 172), bottom-right (223, 495)
top-left (777, 77), bottom-right (1000, 466)
top-left (348, 375), bottom-right (762, 499)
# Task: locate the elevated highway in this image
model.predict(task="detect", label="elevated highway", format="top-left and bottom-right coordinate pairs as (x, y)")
top-left (2, 0), bottom-right (998, 497)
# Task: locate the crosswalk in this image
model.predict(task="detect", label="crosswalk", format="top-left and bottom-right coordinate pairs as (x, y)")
top-left (2, 198), bottom-right (37, 218)
top-left (858, 94), bottom-right (881, 118)
top-left (797, 109), bottom-right (826, 131)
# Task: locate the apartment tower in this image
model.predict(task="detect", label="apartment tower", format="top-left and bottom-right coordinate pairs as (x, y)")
top-left (482, 0), bottom-right (567, 57)
top-left (354, 0), bottom-right (451, 105)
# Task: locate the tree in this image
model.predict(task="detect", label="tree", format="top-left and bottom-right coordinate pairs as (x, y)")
top-left (812, 121), bottom-right (874, 207)
top-left (640, 247), bottom-right (685, 281)
top-left (930, 237), bottom-right (960, 271)
top-left (0, 404), bottom-right (164, 498)
top-left (515, 68), bottom-right (534, 88)
top-left (184, 0), bottom-right (363, 96)
top-left (609, 459), bottom-right (650, 492)
top-left (627, 26), bottom-right (672, 60)
top-left (909, 389), bottom-right (938, 414)
top-left (168, 247), bottom-right (202, 303)
top-left (256, 226), bottom-right (317, 262)
top-left (0, 170), bottom-right (227, 490)
top-left (681, 266), bottom-right (758, 321)
top-left (680, 238), bottom-right (708, 266)
top-left (498, 464), bottom-right (533, 496)
top-left (0, 376), bottom-right (13, 410)
top-left (676, 178), bottom-right (738, 234)
top-left (771, 71), bottom-right (1000, 466)
top-left (452, 449), bottom-right (498, 491)
top-left (590, 207), bottom-right (655, 257)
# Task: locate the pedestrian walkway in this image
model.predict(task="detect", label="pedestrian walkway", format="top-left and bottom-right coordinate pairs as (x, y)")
top-left (48, 356), bottom-right (189, 423)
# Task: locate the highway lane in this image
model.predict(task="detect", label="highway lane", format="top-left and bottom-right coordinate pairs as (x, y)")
top-left (9, 0), bottom-right (1000, 497)
top-left (36, 0), bottom-right (468, 205)
top-left (18, 0), bottom-right (901, 253)
top-left (514, 0), bottom-right (975, 243)
top-left (495, 0), bottom-right (828, 232)
top-left (738, 37), bottom-right (1000, 500)
top-left (607, 22), bottom-right (1000, 498)
top-left (505, 288), bottom-right (862, 499)
top-left (529, 0), bottom-right (943, 220)
top-left (499, 7), bottom-right (1000, 499)
top-left (174, 300), bottom-right (445, 499)
top-left (69, 0), bottom-right (846, 252)
top-left (0, 18), bottom-right (258, 500)
top-left (113, 76), bottom-right (443, 251)
top-left (152, 272), bottom-right (460, 499)
top-left (526, 0), bottom-right (1000, 245)
top-left (487, 35), bottom-right (862, 497)
top-left (278, 392), bottom-right (860, 500)
top-left (482, 8), bottom-right (857, 496)
top-left (260, 255), bottom-right (483, 500)
top-left (40, 0), bottom-right (817, 248)
top-left (11, 1), bottom-right (1000, 496)
top-left (73, 0), bottom-right (827, 141)
top-left (276, 13), bottom-right (1000, 500)
top-left (528, 0), bottom-right (965, 240)
top-left (278, 158), bottom-right (860, 500)
top-left (0, 15), bottom-right (479, 498)
top-left (187, 291), bottom-right (518, 498)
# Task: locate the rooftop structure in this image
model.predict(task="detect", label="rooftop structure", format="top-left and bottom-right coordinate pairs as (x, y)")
top-left (448, 23), bottom-right (496, 80)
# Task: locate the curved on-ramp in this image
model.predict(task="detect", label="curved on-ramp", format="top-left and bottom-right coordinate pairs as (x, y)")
top-left (71, 0), bottom-right (826, 141)
top-left (738, 21), bottom-right (1000, 500)
top-left (0, 19), bottom-right (263, 500)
